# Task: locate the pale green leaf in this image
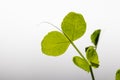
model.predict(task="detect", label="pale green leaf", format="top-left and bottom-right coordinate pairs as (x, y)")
top-left (91, 29), bottom-right (101, 46)
top-left (86, 46), bottom-right (99, 68)
top-left (41, 31), bottom-right (70, 56)
top-left (116, 69), bottom-right (120, 80)
top-left (73, 56), bottom-right (90, 72)
top-left (61, 12), bottom-right (86, 41)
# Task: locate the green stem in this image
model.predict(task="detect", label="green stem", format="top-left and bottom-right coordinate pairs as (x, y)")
top-left (70, 41), bottom-right (86, 60)
top-left (71, 41), bottom-right (95, 80)
top-left (63, 32), bottom-right (95, 80)
top-left (63, 32), bottom-right (86, 60)
top-left (89, 65), bottom-right (95, 80)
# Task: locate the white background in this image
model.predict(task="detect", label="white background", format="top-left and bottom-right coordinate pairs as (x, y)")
top-left (0, 0), bottom-right (120, 80)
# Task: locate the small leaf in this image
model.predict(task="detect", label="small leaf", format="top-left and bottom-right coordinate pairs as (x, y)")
top-left (61, 12), bottom-right (86, 41)
top-left (91, 29), bottom-right (101, 46)
top-left (85, 46), bottom-right (95, 52)
top-left (73, 56), bottom-right (90, 72)
top-left (116, 69), bottom-right (120, 80)
top-left (41, 31), bottom-right (70, 56)
top-left (90, 62), bottom-right (99, 68)
top-left (86, 46), bottom-right (99, 68)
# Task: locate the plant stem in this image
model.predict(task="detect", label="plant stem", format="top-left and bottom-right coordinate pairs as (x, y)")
top-left (63, 32), bottom-right (86, 60)
top-left (63, 32), bottom-right (95, 80)
top-left (70, 41), bottom-right (96, 80)
top-left (89, 65), bottom-right (95, 80)
top-left (71, 41), bottom-right (95, 80)
top-left (71, 41), bottom-right (86, 60)
top-left (71, 42), bottom-right (95, 80)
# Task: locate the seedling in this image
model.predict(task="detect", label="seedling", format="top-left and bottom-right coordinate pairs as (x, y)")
top-left (41, 12), bottom-right (120, 80)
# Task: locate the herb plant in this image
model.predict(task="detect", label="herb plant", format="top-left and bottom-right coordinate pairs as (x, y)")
top-left (41, 12), bottom-right (120, 80)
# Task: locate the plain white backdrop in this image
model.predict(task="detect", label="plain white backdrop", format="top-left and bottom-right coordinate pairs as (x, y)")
top-left (0, 0), bottom-right (120, 80)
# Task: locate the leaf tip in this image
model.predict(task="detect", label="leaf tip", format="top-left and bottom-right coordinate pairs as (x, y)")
top-left (91, 29), bottom-right (101, 47)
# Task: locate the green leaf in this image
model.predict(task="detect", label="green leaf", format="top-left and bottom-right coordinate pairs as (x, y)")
top-left (73, 56), bottom-right (90, 72)
top-left (85, 46), bottom-right (95, 52)
top-left (91, 29), bottom-right (101, 46)
top-left (61, 12), bottom-right (86, 41)
top-left (41, 31), bottom-right (70, 56)
top-left (86, 46), bottom-right (99, 68)
top-left (116, 69), bottom-right (120, 80)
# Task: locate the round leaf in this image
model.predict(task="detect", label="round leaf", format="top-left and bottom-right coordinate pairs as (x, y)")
top-left (73, 56), bottom-right (90, 72)
top-left (86, 46), bottom-right (99, 68)
top-left (41, 31), bottom-right (70, 56)
top-left (61, 12), bottom-right (86, 41)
